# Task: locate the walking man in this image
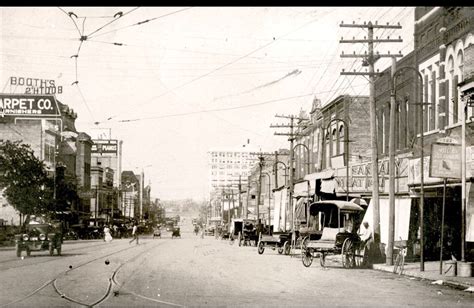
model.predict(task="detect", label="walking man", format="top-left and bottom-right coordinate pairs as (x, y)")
top-left (129, 223), bottom-right (139, 245)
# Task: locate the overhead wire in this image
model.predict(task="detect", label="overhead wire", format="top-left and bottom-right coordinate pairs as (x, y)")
top-left (86, 7), bottom-right (140, 37)
top-left (88, 7), bottom-right (193, 39)
top-left (104, 13), bottom-right (326, 122)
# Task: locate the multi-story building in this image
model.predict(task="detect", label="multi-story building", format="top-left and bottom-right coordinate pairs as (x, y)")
top-left (0, 94), bottom-right (93, 226)
top-left (207, 143), bottom-right (259, 219)
top-left (121, 170), bottom-right (140, 220)
top-left (369, 7), bottom-right (474, 261)
top-left (91, 139), bottom-right (122, 220)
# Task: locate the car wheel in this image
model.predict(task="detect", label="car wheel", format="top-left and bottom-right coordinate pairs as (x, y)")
top-left (49, 243), bottom-right (54, 256)
top-left (15, 244), bottom-right (21, 258)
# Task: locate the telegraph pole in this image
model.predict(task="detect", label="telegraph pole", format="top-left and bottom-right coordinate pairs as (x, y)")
top-left (271, 114), bottom-right (309, 233)
top-left (340, 21), bottom-right (402, 253)
top-left (238, 175), bottom-right (242, 218)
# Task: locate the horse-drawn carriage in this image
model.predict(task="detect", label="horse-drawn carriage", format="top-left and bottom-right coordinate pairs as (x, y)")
top-left (301, 200), bottom-right (368, 268)
top-left (226, 218), bottom-right (258, 246)
top-left (257, 231), bottom-right (291, 255)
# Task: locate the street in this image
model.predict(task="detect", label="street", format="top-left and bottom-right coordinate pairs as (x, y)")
top-left (0, 221), bottom-right (473, 307)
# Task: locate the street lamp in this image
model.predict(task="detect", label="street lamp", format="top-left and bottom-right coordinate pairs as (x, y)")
top-left (273, 160), bottom-right (288, 187)
top-left (390, 66), bottom-right (424, 271)
top-left (261, 172), bottom-right (272, 234)
top-left (292, 143), bottom-right (311, 175)
top-left (325, 118), bottom-right (350, 202)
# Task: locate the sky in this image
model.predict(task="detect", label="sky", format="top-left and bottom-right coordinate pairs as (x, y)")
top-left (0, 6), bottom-right (415, 201)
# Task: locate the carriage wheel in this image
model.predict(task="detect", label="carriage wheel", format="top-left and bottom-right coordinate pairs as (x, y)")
top-left (300, 236), bottom-right (309, 250)
top-left (283, 241), bottom-right (291, 255)
top-left (257, 241), bottom-right (265, 254)
top-left (341, 238), bottom-right (355, 269)
top-left (319, 252), bottom-right (326, 267)
top-left (302, 248), bottom-right (313, 267)
top-left (278, 246), bottom-right (284, 254)
top-left (354, 244), bottom-right (366, 268)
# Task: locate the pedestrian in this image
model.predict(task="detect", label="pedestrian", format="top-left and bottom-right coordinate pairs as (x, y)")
top-left (104, 225), bottom-right (113, 243)
top-left (129, 223), bottom-right (139, 245)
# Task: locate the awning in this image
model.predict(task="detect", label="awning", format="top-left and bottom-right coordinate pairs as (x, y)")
top-left (360, 198), bottom-right (412, 246)
top-left (304, 169), bottom-right (335, 181)
top-left (294, 181), bottom-right (311, 197)
top-left (321, 178), bottom-right (337, 194)
top-left (295, 197), bottom-right (308, 222)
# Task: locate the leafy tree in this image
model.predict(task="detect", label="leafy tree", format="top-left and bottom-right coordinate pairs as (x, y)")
top-left (0, 140), bottom-right (52, 219)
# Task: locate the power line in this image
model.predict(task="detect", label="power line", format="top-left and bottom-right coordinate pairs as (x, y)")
top-left (104, 14), bottom-right (324, 122)
top-left (117, 93), bottom-right (316, 123)
top-left (88, 7), bottom-right (193, 39)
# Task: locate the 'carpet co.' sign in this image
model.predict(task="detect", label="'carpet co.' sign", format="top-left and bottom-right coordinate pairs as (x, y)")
top-left (0, 94), bottom-right (60, 117)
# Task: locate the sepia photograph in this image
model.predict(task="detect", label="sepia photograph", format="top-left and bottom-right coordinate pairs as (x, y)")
top-left (0, 6), bottom-right (474, 307)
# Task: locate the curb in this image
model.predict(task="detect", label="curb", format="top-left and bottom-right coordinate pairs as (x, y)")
top-left (372, 264), bottom-right (473, 292)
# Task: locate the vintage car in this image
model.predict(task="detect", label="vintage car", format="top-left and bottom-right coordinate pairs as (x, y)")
top-left (153, 226), bottom-right (161, 238)
top-left (14, 222), bottom-right (63, 257)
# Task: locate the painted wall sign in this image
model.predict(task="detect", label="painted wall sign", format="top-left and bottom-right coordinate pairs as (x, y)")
top-left (9, 76), bottom-right (63, 95)
top-left (0, 94), bottom-right (60, 116)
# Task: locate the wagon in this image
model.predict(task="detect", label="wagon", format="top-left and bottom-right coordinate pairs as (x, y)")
top-left (239, 219), bottom-right (258, 246)
top-left (301, 200), bottom-right (367, 268)
top-left (257, 231), bottom-right (291, 255)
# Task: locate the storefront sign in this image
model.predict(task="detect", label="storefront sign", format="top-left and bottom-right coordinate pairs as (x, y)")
top-left (0, 94), bottom-right (60, 116)
top-left (408, 156), bottom-right (444, 185)
top-left (332, 156), bottom-right (410, 194)
top-left (430, 143), bottom-right (462, 179)
top-left (91, 139), bottom-right (118, 155)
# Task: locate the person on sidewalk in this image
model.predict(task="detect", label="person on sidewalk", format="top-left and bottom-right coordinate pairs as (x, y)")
top-left (104, 225), bottom-right (113, 243)
top-left (129, 223), bottom-right (139, 245)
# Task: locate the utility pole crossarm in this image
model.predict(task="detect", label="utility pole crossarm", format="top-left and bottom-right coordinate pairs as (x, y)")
top-left (340, 72), bottom-right (383, 76)
top-left (274, 114), bottom-right (309, 121)
top-left (270, 124), bottom-right (310, 128)
top-left (340, 39), bottom-right (403, 44)
top-left (274, 132), bottom-right (309, 136)
top-left (340, 53), bottom-right (403, 58)
top-left (340, 22), bottom-right (402, 29)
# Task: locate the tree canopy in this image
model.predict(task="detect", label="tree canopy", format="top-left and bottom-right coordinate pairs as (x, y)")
top-left (0, 140), bottom-right (52, 217)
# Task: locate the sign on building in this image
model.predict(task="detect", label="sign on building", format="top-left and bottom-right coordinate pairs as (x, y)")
top-left (429, 143), bottom-right (462, 179)
top-left (91, 139), bottom-right (118, 155)
top-left (0, 94), bottom-right (60, 117)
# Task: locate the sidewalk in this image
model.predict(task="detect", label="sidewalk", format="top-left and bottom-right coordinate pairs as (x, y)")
top-left (373, 261), bottom-right (474, 291)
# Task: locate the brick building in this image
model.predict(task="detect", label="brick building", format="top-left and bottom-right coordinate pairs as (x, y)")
top-left (369, 7), bottom-right (474, 261)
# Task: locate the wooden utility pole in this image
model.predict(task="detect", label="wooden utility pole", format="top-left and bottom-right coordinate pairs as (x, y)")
top-left (340, 21), bottom-right (402, 252)
top-left (271, 115), bottom-right (309, 234)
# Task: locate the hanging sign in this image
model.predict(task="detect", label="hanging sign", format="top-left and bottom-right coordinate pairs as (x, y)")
top-left (429, 143), bottom-right (462, 179)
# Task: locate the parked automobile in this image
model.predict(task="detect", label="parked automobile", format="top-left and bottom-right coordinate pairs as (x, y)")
top-left (14, 222), bottom-right (62, 257)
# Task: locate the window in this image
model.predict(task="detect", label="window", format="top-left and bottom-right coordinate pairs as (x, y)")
top-left (332, 128), bottom-right (337, 157)
top-left (325, 131), bottom-right (331, 167)
top-left (339, 125), bottom-right (344, 156)
top-left (429, 70), bottom-right (436, 131)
